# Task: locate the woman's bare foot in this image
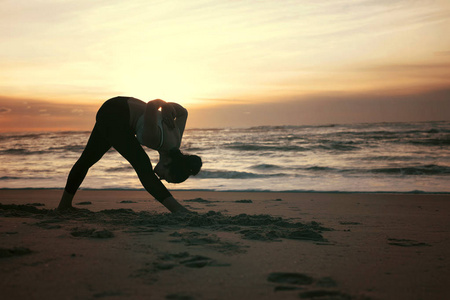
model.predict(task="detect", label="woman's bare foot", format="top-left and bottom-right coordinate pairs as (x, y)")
top-left (57, 190), bottom-right (75, 211)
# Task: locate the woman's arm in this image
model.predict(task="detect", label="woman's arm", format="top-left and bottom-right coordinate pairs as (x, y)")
top-left (168, 102), bottom-right (188, 140)
top-left (141, 99), bottom-right (166, 147)
top-left (142, 100), bottom-right (187, 148)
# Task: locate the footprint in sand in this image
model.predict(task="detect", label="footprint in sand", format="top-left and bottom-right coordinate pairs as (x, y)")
top-left (131, 251), bottom-right (230, 284)
top-left (169, 231), bottom-right (246, 254)
top-left (180, 255), bottom-right (214, 268)
top-left (160, 252), bottom-right (230, 269)
top-left (33, 219), bottom-right (62, 229)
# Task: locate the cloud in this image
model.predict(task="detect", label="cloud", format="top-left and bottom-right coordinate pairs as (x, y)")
top-left (1, 87), bottom-right (449, 131)
top-left (0, 96), bottom-right (99, 131)
top-left (358, 62), bottom-right (450, 72)
top-left (71, 109), bottom-right (84, 114)
top-left (188, 87), bottom-right (450, 128)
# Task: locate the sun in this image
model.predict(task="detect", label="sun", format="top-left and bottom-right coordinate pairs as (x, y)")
top-left (111, 52), bottom-right (216, 107)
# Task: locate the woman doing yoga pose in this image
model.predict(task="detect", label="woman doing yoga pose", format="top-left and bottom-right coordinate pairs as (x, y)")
top-left (57, 97), bottom-right (202, 213)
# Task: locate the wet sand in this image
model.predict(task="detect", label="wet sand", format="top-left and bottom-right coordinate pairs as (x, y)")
top-left (1, 189), bottom-right (449, 300)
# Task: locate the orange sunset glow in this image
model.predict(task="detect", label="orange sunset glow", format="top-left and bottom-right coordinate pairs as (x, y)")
top-left (1, 0), bottom-right (450, 131)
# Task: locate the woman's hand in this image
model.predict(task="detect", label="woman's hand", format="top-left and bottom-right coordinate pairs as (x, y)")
top-left (161, 196), bottom-right (191, 213)
top-left (161, 103), bottom-right (176, 129)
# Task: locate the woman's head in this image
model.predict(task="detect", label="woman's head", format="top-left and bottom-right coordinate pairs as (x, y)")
top-left (163, 149), bottom-right (202, 184)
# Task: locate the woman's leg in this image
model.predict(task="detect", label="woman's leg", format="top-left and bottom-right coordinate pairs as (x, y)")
top-left (58, 123), bottom-right (111, 209)
top-left (106, 125), bottom-right (172, 202)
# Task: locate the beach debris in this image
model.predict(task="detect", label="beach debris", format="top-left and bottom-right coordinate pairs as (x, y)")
top-left (119, 200), bottom-right (137, 203)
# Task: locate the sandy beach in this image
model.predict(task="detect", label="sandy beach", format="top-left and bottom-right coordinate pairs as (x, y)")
top-left (1, 189), bottom-right (449, 300)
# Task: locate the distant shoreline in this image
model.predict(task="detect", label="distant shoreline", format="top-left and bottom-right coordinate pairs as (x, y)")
top-left (1, 119), bottom-right (449, 134)
top-left (1, 187), bottom-right (449, 195)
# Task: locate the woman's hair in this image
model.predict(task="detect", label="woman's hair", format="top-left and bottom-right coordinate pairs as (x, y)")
top-left (167, 149), bottom-right (202, 184)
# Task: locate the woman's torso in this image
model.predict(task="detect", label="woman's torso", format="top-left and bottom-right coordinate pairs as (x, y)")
top-left (127, 97), bottom-right (147, 132)
top-left (126, 97), bottom-right (181, 151)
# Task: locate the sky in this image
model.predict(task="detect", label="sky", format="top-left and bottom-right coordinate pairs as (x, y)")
top-left (1, 0), bottom-right (450, 131)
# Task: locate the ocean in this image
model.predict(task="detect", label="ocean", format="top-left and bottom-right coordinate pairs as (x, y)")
top-left (1, 121), bottom-right (449, 193)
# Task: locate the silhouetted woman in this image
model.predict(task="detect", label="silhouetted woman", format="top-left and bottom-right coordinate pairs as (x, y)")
top-left (57, 97), bottom-right (202, 213)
